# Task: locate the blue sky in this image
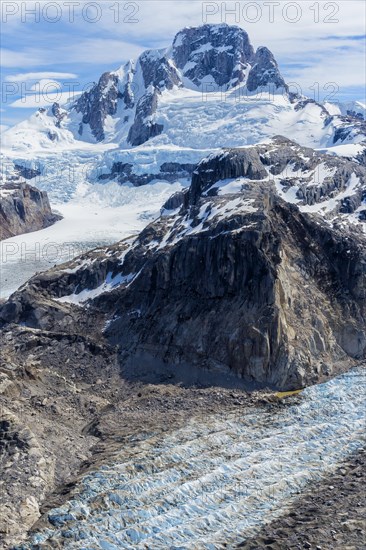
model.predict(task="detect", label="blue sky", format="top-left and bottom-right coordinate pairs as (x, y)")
top-left (1, 0), bottom-right (365, 131)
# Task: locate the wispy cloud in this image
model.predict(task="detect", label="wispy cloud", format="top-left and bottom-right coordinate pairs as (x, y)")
top-left (1, 39), bottom-right (145, 69)
top-left (5, 72), bottom-right (78, 82)
top-left (0, 48), bottom-right (49, 68)
top-left (59, 39), bottom-right (145, 65)
top-left (10, 90), bottom-right (82, 108)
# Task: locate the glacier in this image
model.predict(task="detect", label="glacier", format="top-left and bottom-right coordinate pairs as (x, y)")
top-left (20, 366), bottom-right (365, 549)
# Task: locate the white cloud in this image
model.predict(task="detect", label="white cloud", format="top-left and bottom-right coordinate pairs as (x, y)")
top-left (0, 48), bottom-right (49, 68)
top-left (10, 91), bottom-right (82, 108)
top-left (59, 39), bottom-right (145, 65)
top-left (1, 0), bottom-right (364, 100)
top-left (1, 38), bottom-right (145, 69)
top-left (5, 72), bottom-right (78, 82)
top-left (29, 79), bottom-right (62, 92)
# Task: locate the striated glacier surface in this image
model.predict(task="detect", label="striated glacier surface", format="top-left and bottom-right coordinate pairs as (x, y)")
top-left (21, 366), bottom-right (365, 549)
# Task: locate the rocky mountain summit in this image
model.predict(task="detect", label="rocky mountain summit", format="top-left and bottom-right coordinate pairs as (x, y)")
top-left (0, 171), bottom-right (61, 240)
top-left (72, 24), bottom-right (287, 145)
top-left (1, 137), bottom-right (365, 391)
top-left (171, 24), bottom-right (255, 89)
top-left (2, 23), bottom-right (365, 196)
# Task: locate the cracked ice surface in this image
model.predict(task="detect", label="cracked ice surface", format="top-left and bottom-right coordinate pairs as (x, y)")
top-left (23, 367), bottom-right (365, 549)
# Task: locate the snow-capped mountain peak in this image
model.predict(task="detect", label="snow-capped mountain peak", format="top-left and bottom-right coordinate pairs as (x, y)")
top-left (2, 23), bottom-right (365, 210)
top-left (3, 23), bottom-right (290, 149)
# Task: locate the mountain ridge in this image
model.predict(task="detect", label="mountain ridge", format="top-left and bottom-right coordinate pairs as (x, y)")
top-left (1, 137), bottom-right (365, 389)
top-left (1, 23), bottom-right (301, 150)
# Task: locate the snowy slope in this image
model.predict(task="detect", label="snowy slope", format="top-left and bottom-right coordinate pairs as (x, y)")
top-left (1, 90), bottom-right (352, 195)
top-left (325, 100), bottom-right (366, 119)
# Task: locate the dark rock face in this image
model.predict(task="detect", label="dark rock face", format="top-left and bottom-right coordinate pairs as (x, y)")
top-left (333, 115), bottom-right (366, 145)
top-left (106, 195), bottom-right (365, 389)
top-left (1, 138), bottom-right (365, 390)
top-left (127, 87), bottom-right (164, 146)
top-left (98, 161), bottom-right (196, 186)
top-left (125, 52), bottom-right (183, 147)
top-left (334, 125), bottom-right (353, 144)
top-left (75, 72), bottom-right (122, 141)
top-left (14, 164), bottom-right (41, 180)
top-left (188, 136), bottom-right (365, 214)
top-left (51, 102), bottom-right (67, 128)
top-left (98, 162), bottom-right (134, 182)
top-left (172, 24), bottom-right (255, 89)
top-left (120, 61), bottom-right (136, 109)
top-left (356, 148), bottom-right (366, 167)
top-left (139, 51), bottom-right (182, 90)
top-left (0, 180), bottom-right (61, 240)
top-left (246, 47), bottom-right (288, 93)
top-left (161, 189), bottom-right (189, 211)
top-left (189, 148), bottom-right (268, 203)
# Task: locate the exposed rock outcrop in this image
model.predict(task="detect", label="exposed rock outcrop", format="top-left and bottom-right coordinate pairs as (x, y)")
top-left (0, 178), bottom-right (61, 240)
top-left (50, 102), bottom-right (68, 129)
top-left (98, 161), bottom-right (196, 186)
top-left (75, 72), bottom-right (122, 141)
top-left (14, 164), bottom-right (42, 180)
top-left (172, 24), bottom-right (255, 89)
top-left (127, 86), bottom-right (164, 146)
top-left (333, 115), bottom-right (366, 145)
top-left (246, 47), bottom-right (288, 93)
top-left (139, 50), bottom-right (182, 90)
top-left (188, 136), bottom-right (365, 215)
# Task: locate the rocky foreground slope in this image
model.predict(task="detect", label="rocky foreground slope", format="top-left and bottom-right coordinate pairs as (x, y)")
top-left (238, 447), bottom-right (366, 549)
top-left (0, 172), bottom-right (61, 240)
top-left (1, 137), bottom-right (365, 390)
